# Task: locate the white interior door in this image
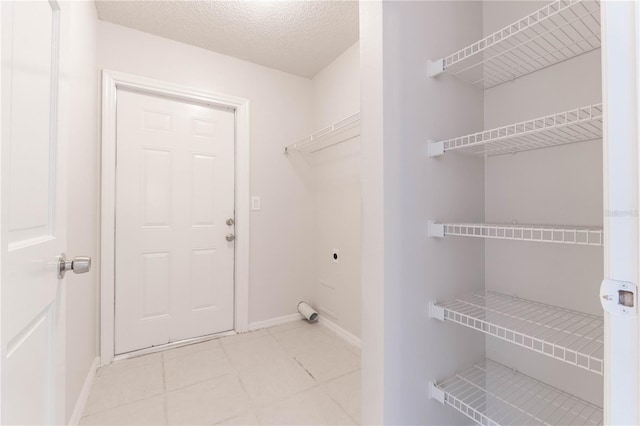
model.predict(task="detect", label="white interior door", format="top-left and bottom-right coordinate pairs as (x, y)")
top-left (115, 89), bottom-right (235, 354)
top-left (1, 1), bottom-right (67, 424)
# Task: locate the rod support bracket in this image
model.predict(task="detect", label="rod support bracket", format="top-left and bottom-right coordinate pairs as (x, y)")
top-left (428, 220), bottom-right (445, 238)
top-left (428, 140), bottom-right (444, 157)
top-left (428, 59), bottom-right (445, 77)
top-left (429, 302), bottom-right (445, 321)
top-left (429, 381), bottom-right (445, 404)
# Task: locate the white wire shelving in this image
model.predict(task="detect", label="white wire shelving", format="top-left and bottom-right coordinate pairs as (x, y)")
top-left (428, 222), bottom-right (603, 246)
top-left (430, 291), bottom-right (604, 374)
top-left (283, 112), bottom-right (360, 154)
top-left (428, 0), bottom-right (601, 89)
top-left (430, 359), bottom-right (603, 426)
top-left (428, 104), bottom-right (602, 157)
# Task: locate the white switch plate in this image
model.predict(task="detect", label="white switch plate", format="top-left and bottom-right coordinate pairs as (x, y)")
top-left (251, 196), bottom-right (261, 211)
top-left (332, 249), bottom-right (339, 264)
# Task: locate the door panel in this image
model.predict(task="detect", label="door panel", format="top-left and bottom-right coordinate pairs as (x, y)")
top-left (1, 1), bottom-right (66, 424)
top-left (115, 90), bottom-right (235, 354)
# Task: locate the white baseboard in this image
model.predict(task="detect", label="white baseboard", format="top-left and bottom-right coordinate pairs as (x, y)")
top-left (318, 316), bottom-right (361, 349)
top-left (248, 313), bottom-right (302, 331)
top-left (68, 356), bottom-right (99, 425)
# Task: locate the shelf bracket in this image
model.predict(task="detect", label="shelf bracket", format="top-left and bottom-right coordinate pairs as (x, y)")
top-left (428, 59), bottom-right (445, 78)
top-left (600, 279), bottom-right (638, 316)
top-left (427, 140), bottom-right (444, 158)
top-left (429, 381), bottom-right (445, 404)
top-left (428, 220), bottom-right (445, 238)
top-left (429, 302), bottom-right (445, 321)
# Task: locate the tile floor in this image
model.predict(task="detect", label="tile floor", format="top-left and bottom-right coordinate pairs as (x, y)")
top-left (80, 320), bottom-right (361, 425)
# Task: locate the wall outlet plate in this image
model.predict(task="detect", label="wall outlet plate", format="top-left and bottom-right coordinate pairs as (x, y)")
top-left (332, 249), bottom-right (339, 264)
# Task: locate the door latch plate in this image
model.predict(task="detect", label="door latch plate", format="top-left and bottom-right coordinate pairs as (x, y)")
top-left (600, 279), bottom-right (638, 316)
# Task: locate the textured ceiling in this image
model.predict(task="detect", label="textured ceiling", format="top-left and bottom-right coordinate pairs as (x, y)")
top-left (94, 1), bottom-right (359, 78)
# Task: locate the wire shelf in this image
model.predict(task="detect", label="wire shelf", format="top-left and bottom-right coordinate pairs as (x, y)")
top-left (284, 112), bottom-right (360, 154)
top-left (431, 222), bottom-right (603, 246)
top-left (431, 104), bottom-right (602, 157)
top-left (431, 291), bottom-right (604, 374)
top-left (432, 359), bottom-right (603, 425)
top-left (429, 0), bottom-right (601, 89)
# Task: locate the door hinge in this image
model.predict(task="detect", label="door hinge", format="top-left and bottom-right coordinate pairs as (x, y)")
top-left (600, 279), bottom-right (638, 316)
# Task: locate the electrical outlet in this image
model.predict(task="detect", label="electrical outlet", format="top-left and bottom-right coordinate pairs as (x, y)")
top-left (332, 249), bottom-right (339, 264)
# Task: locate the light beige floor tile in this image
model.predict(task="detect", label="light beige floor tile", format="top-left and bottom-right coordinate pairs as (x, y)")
top-left (346, 345), bottom-right (361, 358)
top-left (266, 319), bottom-right (308, 335)
top-left (84, 363), bottom-right (164, 415)
top-left (323, 370), bottom-right (361, 423)
top-left (167, 374), bottom-right (252, 425)
top-left (256, 387), bottom-right (355, 425)
top-left (220, 329), bottom-right (270, 346)
top-left (164, 348), bottom-right (233, 391)
top-left (224, 335), bottom-right (290, 372)
top-left (216, 411), bottom-right (261, 425)
top-left (79, 395), bottom-right (165, 425)
top-left (237, 357), bottom-right (316, 406)
top-left (97, 353), bottom-right (162, 377)
top-left (292, 342), bottom-right (360, 383)
top-left (163, 338), bottom-right (223, 360)
top-left (270, 326), bottom-right (337, 355)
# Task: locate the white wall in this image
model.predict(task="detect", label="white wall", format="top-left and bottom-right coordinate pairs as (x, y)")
top-left (308, 42), bottom-right (361, 339)
top-left (359, 2), bottom-right (486, 424)
top-left (58, 2), bottom-right (100, 422)
top-left (359, 3), bottom-right (385, 423)
top-left (483, 1), bottom-right (604, 407)
top-left (97, 21), bottom-right (316, 326)
top-left (312, 42), bottom-right (360, 129)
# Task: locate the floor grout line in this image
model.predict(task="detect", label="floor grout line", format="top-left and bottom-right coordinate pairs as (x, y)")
top-left (84, 323), bottom-right (361, 425)
top-left (317, 384), bottom-right (360, 426)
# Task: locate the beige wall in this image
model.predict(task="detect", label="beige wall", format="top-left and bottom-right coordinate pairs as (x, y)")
top-left (97, 21), bottom-right (316, 326)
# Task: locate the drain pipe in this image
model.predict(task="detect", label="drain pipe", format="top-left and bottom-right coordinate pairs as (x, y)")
top-left (297, 301), bottom-right (319, 322)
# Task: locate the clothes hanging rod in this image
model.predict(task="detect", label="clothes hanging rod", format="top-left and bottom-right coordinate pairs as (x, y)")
top-left (284, 112), bottom-right (360, 154)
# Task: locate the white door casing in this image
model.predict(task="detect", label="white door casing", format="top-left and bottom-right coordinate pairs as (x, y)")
top-left (1, 1), bottom-right (66, 424)
top-left (115, 90), bottom-right (235, 354)
top-left (601, 1), bottom-right (640, 424)
top-left (101, 71), bottom-right (250, 364)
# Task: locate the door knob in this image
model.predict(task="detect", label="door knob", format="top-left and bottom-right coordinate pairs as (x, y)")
top-left (57, 253), bottom-right (92, 279)
top-left (226, 218), bottom-right (235, 226)
top-left (226, 234), bottom-right (235, 242)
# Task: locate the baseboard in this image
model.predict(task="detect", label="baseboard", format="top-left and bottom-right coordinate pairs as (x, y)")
top-left (248, 313), bottom-right (302, 331)
top-left (68, 356), bottom-right (99, 425)
top-left (318, 316), bottom-right (361, 349)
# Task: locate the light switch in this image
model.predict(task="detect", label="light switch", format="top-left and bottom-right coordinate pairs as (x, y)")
top-left (251, 196), bottom-right (261, 211)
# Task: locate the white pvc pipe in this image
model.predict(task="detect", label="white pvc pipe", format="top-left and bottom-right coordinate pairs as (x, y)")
top-left (297, 301), bottom-right (318, 322)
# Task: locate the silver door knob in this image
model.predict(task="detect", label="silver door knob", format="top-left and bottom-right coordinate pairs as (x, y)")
top-left (57, 253), bottom-right (92, 279)
top-left (226, 218), bottom-right (235, 226)
top-left (226, 233), bottom-right (235, 242)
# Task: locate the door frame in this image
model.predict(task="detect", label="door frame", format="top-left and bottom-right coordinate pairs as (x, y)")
top-left (100, 70), bottom-right (250, 365)
top-left (600, 2), bottom-right (640, 423)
